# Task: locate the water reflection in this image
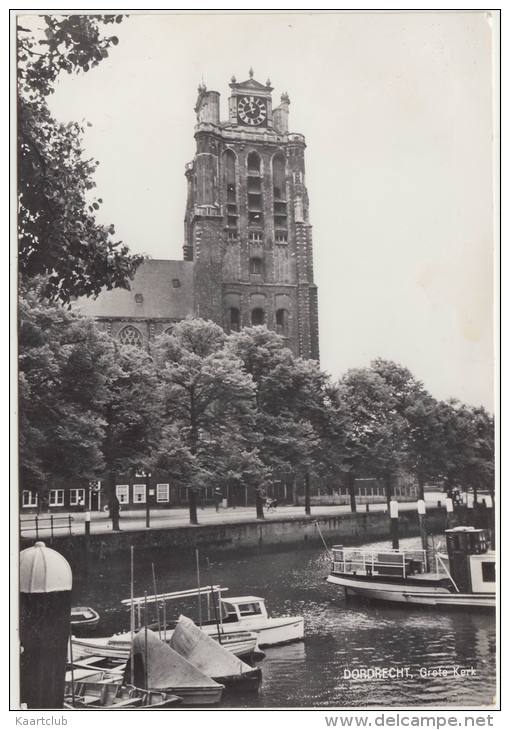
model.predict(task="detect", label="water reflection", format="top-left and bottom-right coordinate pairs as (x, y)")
top-left (71, 537), bottom-right (496, 708)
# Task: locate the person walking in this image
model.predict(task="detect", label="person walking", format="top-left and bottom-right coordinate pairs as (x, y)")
top-left (108, 494), bottom-right (121, 531)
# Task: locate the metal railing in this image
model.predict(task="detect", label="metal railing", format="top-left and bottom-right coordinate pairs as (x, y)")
top-left (20, 514), bottom-right (74, 540)
top-left (331, 546), bottom-right (427, 579)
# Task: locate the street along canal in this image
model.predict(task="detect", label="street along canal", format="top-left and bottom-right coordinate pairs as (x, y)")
top-left (71, 536), bottom-right (496, 708)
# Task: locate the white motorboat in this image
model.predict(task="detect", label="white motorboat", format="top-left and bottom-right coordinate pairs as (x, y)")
top-left (199, 595), bottom-right (304, 647)
top-left (327, 526), bottom-right (496, 609)
top-left (120, 583), bottom-right (303, 649)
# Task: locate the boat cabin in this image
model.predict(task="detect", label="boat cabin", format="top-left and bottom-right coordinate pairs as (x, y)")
top-left (220, 597), bottom-right (269, 623)
top-left (443, 527), bottom-right (496, 594)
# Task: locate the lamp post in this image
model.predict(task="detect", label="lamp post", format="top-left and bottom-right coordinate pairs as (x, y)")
top-left (142, 470), bottom-right (152, 529)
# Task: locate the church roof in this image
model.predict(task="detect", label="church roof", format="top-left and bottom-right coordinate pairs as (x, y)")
top-left (75, 259), bottom-right (195, 320)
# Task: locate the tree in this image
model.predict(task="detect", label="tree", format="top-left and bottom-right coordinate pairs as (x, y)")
top-left (435, 400), bottom-right (495, 504)
top-left (18, 15), bottom-right (143, 304)
top-left (228, 327), bottom-right (343, 516)
top-left (153, 319), bottom-right (258, 525)
top-left (370, 359), bottom-right (443, 500)
top-left (338, 367), bottom-right (406, 510)
top-left (18, 286), bottom-right (114, 501)
top-left (101, 344), bottom-right (162, 529)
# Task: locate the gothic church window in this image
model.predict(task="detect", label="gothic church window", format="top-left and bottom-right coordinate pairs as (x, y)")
top-left (273, 154), bottom-right (287, 233)
top-left (276, 308), bottom-right (289, 336)
top-left (223, 149), bottom-right (238, 230)
top-left (118, 325), bottom-right (143, 347)
top-left (249, 257), bottom-right (263, 275)
top-left (247, 152), bottom-right (261, 174)
top-left (251, 308), bottom-right (265, 326)
top-left (229, 307), bottom-right (240, 332)
top-left (247, 152), bottom-right (263, 227)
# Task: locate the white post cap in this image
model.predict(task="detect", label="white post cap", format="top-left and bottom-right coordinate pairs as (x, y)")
top-left (417, 499), bottom-right (426, 515)
top-left (389, 500), bottom-right (399, 518)
top-left (445, 497), bottom-right (454, 513)
top-left (20, 541), bottom-right (72, 593)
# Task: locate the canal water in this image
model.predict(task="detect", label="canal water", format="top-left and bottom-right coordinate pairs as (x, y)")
top-left (72, 536), bottom-right (496, 708)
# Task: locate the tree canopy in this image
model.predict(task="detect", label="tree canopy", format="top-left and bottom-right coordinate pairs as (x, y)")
top-left (18, 15), bottom-right (143, 304)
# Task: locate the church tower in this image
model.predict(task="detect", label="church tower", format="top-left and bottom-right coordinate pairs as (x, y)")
top-left (184, 71), bottom-right (319, 360)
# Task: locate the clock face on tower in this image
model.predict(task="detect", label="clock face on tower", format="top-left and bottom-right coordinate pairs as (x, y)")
top-left (237, 96), bottom-right (268, 127)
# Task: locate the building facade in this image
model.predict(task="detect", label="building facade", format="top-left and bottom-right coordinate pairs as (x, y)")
top-left (77, 71), bottom-right (319, 360)
top-left (184, 71), bottom-right (319, 359)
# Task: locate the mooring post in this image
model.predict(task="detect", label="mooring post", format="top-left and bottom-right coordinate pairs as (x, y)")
top-left (390, 500), bottom-right (399, 550)
top-left (417, 499), bottom-right (427, 547)
top-left (445, 497), bottom-right (454, 530)
top-left (466, 492), bottom-right (475, 526)
top-left (20, 542), bottom-right (73, 708)
top-left (50, 514), bottom-right (54, 544)
top-left (84, 511), bottom-right (91, 537)
top-left (365, 502), bottom-right (370, 512)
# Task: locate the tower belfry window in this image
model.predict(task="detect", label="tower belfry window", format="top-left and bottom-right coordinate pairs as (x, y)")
top-left (247, 152), bottom-right (264, 228)
top-left (272, 154), bottom-right (288, 236)
top-left (249, 257), bottom-right (264, 275)
top-left (223, 149), bottom-right (238, 232)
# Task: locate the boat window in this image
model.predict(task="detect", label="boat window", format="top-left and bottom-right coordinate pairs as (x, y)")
top-left (222, 603), bottom-right (238, 616)
top-left (237, 603), bottom-right (263, 615)
top-left (481, 561), bottom-right (496, 583)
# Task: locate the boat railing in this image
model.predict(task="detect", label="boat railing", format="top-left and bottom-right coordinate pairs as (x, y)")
top-left (331, 547), bottom-right (426, 578)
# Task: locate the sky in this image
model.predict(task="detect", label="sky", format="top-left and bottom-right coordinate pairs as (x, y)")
top-left (40, 11), bottom-right (496, 409)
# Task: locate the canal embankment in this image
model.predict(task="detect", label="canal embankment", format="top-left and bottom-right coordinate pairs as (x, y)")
top-left (19, 504), bottom-right (487, 562)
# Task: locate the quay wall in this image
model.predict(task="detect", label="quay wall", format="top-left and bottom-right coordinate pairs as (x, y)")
top-left (19, 507), bottom-right (467, 562)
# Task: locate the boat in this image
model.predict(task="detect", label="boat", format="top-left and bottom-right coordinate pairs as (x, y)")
top-left (71, 606), bottom-right (100, 630)
top-left (124, 628), bottom-right (224, 706)
top-left (71, 626), bottom-right (261, 663)
top-left (199, 595), bottom-right (304, 647)
top-left (169, 614), bottom-right (262, 692)
top-left (64, 678), bottom-right (182, 709)
top-left (326, 526), bottom-right (496, 608)
top-left (120, 585), bottom-right (303, 648)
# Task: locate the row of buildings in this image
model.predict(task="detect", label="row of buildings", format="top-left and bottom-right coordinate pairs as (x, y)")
top-left (21, 475), bottom-right (419, 514)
